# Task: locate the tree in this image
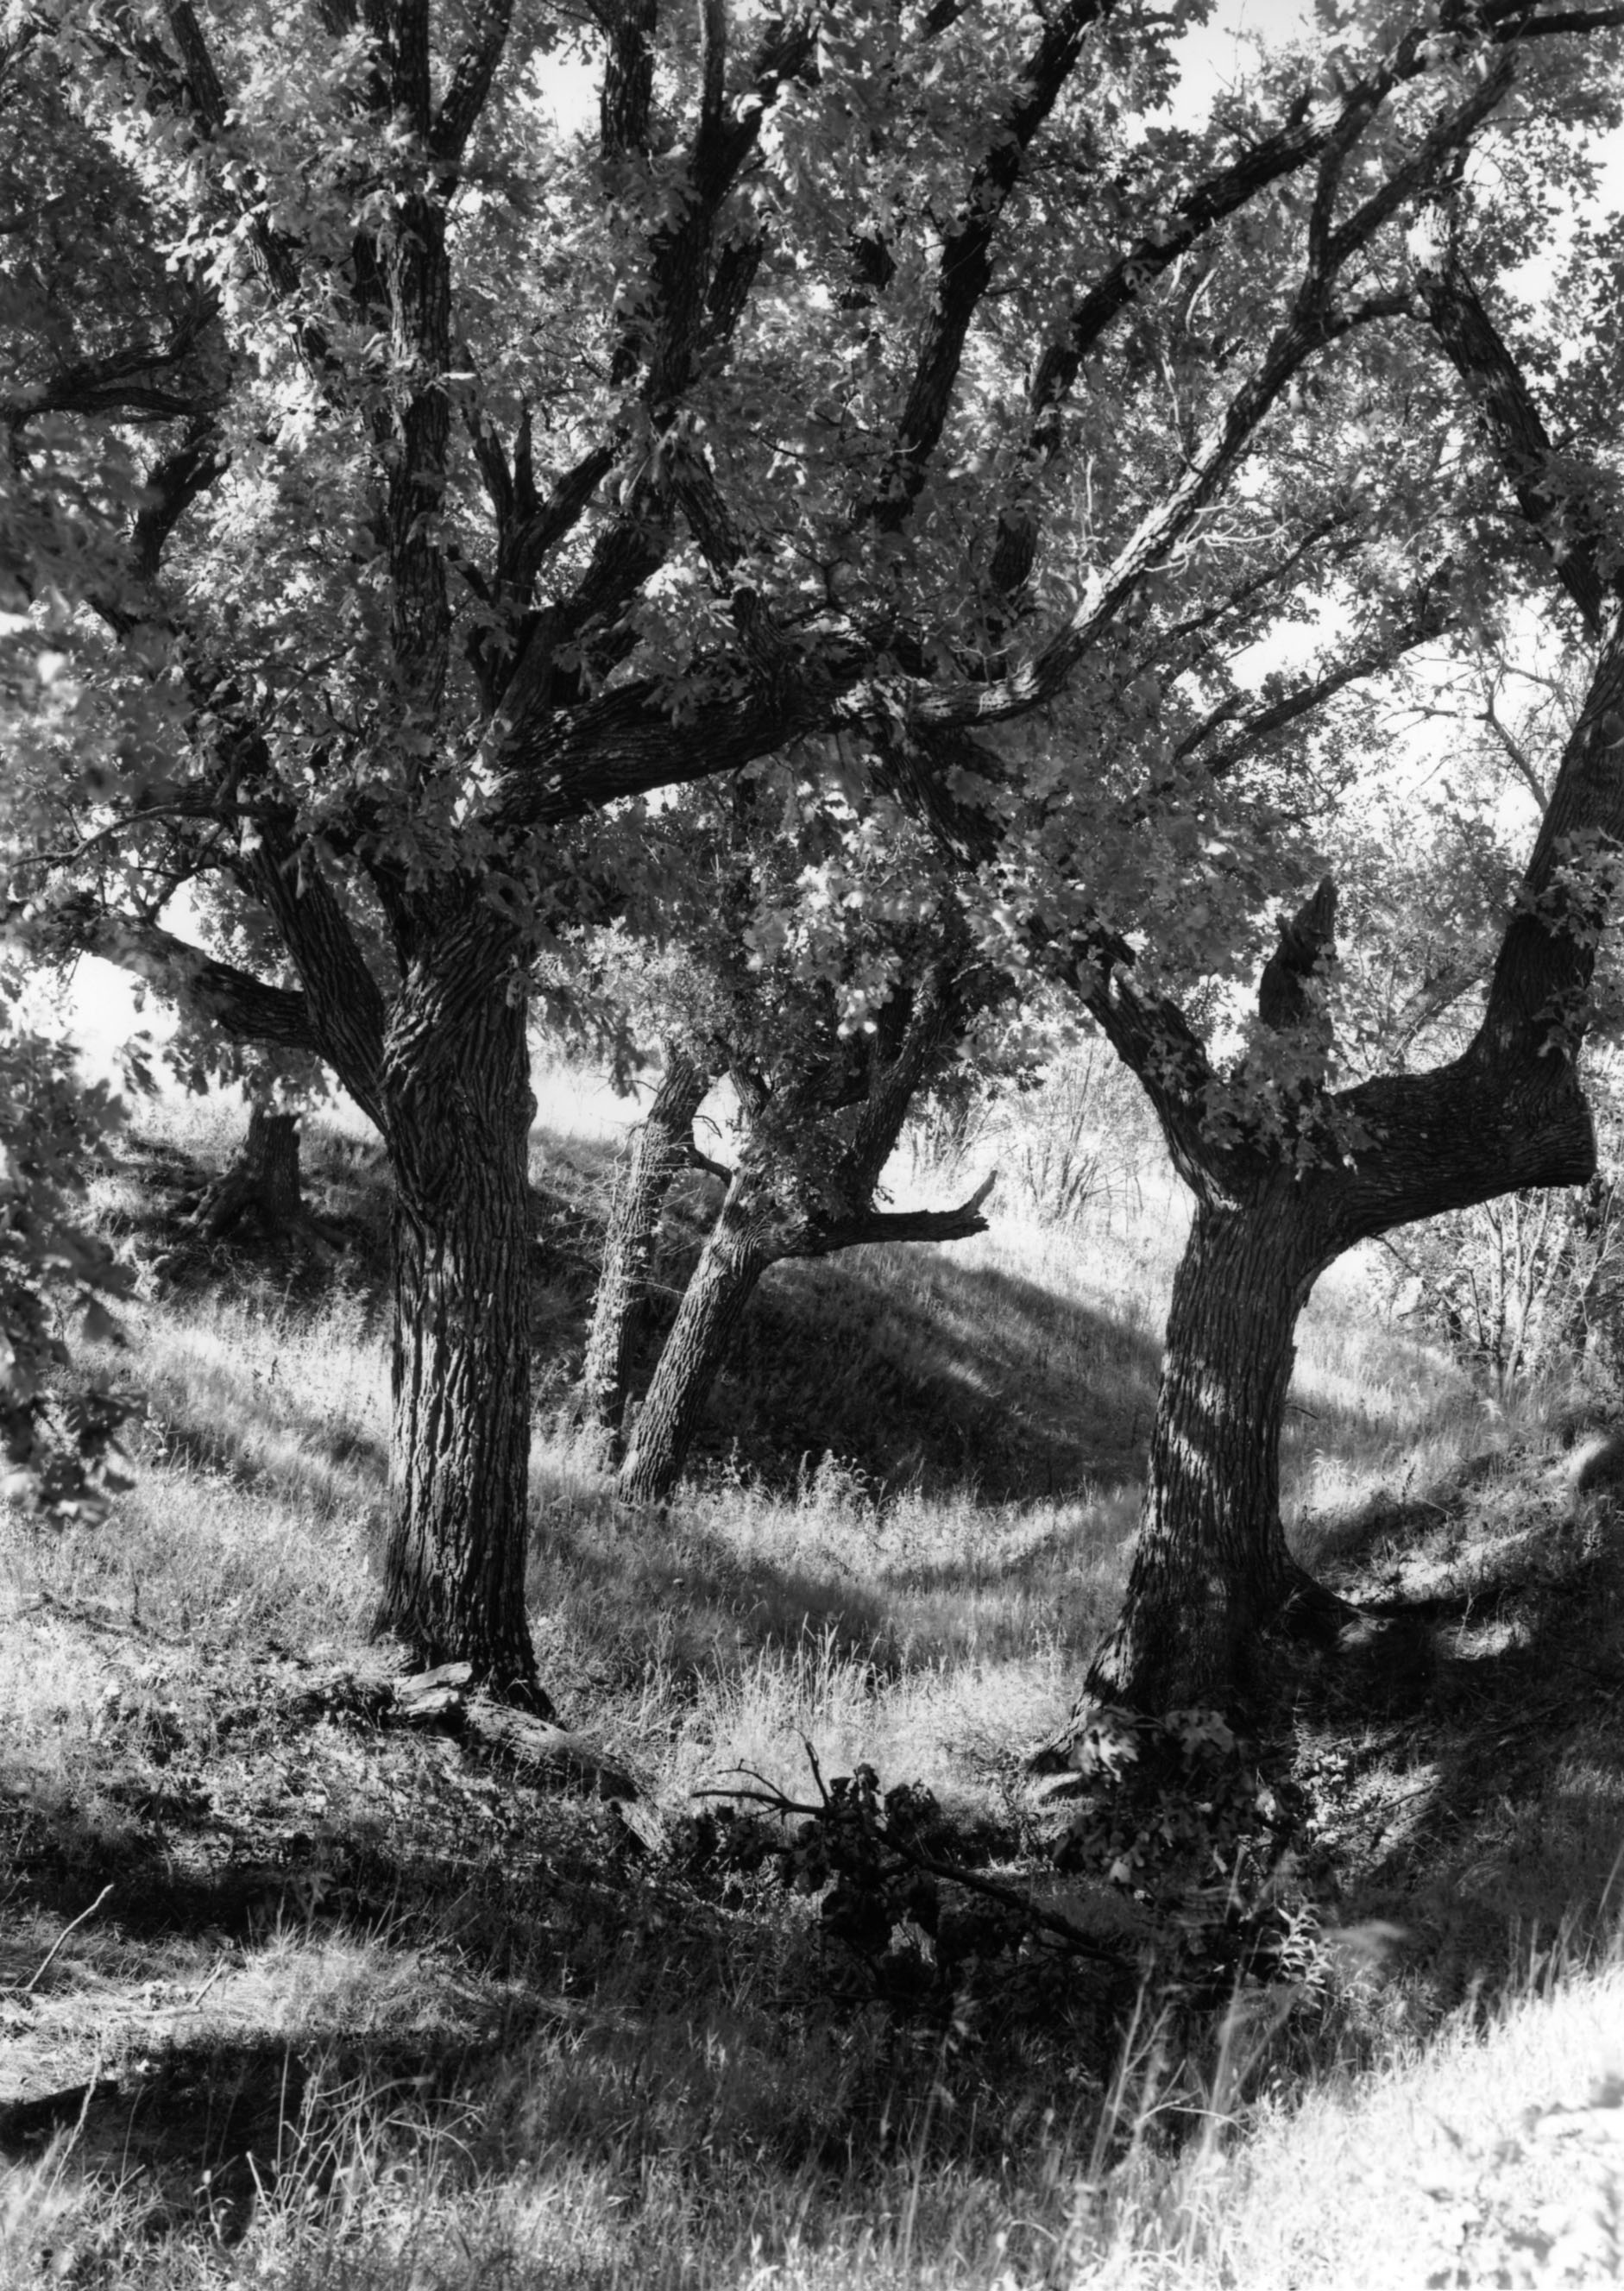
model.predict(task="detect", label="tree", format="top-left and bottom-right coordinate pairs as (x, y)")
top-left (1038, 216), bottom-right (1624, 1721)
top-left (1339, 656), bottom-right (1624, 1394)
top-left (570, 766), bottom-right (998, 1501)
top-left (614, 961), bottom-right (998, 1507)
top-left (5, 0), bottom-right (1619, 1709)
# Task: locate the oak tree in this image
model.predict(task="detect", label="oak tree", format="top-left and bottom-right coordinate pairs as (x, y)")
top-left (5, 0), bottom-right (1618, 1711)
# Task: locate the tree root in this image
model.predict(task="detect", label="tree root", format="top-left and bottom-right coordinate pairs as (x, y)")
top-left (1031, 1561), bottom-right (1435, 1760)
top-left (393, 1661), bottom-right (651, 1815)
top-left (1276, 1562), bottom-right (1364, 1648)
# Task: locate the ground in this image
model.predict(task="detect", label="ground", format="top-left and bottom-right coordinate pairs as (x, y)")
top-left (3, 1089), bottom-right (1624, 2288)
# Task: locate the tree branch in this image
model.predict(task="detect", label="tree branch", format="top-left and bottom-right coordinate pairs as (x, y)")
top-left (1413, 230), bottom-right (1618, 636)
top-left (244, 815), bottom-right (388, 1125)
top-left (983, 6), bottom-right (1567, 603)
top-left (600, 0), bottom-right (658, 165)
top-left (1180, 565), bottom-right (1453, 782)
top-left (12, 902), bottom-right (321, 1055)
top-left (431, 0), bottom-right (513, 160)
top-left (869, 0), bottom-right (1119, 531)
top-left (1258, 875), bottom-right (1337, 1032)
top-left (919, 299), bottom-right (1401, 728)
top-left (916, 53), bottom-right (1510, 732)
top-left (813, 1172), bottom-right (997, 1253)
top-left (132, 416), bottom-right (228, 582)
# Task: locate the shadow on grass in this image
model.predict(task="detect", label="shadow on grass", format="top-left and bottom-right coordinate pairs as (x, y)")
top-left (526, 1440), bottom-right (1142, 1690)
top-left (1293, 1497), bottom-right (1624, 2001)
top-left (618, 1248), bottom-right (1169, 1502)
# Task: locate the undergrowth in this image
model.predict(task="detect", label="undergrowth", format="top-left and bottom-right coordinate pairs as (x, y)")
top-left (3, 1079), bottom-right (1624, 2288)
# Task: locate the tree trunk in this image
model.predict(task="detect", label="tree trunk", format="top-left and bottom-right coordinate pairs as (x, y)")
top-left (198, 1106), bottom-right (305, 1240)
top-left (614, 1161), bottom-right (996, 1507)
top-left (576, 1046), bottom-right (710, 1462)
top-left (1062, 608), bottom-right (1624, 1725)
top-left (1084, 1180), bottom-right (1335, 1710)
top-left (373, 926), bottom-right (549, 1712)
top-left (615, 1183), bottom-right (776, 1507)
top-left (1058, 1043), bottom-right (1598, 1725)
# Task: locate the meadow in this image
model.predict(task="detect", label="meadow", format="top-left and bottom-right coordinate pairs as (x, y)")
top-left (3, 1060), bottom-right (1624, 2288)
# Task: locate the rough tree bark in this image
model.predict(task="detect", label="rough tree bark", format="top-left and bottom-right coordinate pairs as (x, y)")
top-left (1085, 1180), bottom-right (1334, 1711)
top-left (615, 1178), bottom-right (777, 1505)
top-left (575, 1044), bottom-right (712, 1462)
top-left (371, 916), bottom-right (548, 1710)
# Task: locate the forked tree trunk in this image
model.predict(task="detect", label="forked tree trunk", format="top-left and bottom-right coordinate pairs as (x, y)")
top-left (1067, 1017), bottom-right (1602, 1720)
top-left (373, 928), bottom-right (548, 1712)
top-left (616, 959), bottom-right (996, 1507)
top-left (1062, 615), bottom-right (1624, 1722)
top-left (576, 1046), bottom-right (710, 1461)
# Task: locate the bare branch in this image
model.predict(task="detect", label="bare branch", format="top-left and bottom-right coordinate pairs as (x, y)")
top-left (1143, 508), bottom-right (1356, 669)
top-left (1481, 687), bottom-right (1552, 810)
top-left (1185, 567), bottom-right (1453, 782)
top-left (814, 1172), bottom-right (997, 1252)
top-left (1486, 4), bottom-right (1624, 35)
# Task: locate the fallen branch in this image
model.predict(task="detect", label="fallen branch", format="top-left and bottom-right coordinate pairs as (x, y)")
top-left (699, 1771), bottom-right (1118, 1964)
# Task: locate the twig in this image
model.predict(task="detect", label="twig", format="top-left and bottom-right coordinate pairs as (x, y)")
top-left (182, 1956), bottom-right (228, 2011)
top-left (21, 1884), bottom-right (114, 1997)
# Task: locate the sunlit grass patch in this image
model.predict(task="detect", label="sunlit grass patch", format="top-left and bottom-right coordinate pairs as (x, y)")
top-left (526, 1426), bottom-right (1136, 1812)
top-left (134, 1287), bottom-right (387, 1502)
top-left (1132, 1944), bottom-right (1624, 2291)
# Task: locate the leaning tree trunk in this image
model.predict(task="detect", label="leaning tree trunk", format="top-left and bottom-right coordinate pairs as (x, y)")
top-left (373, 922), bottom-right (548, 1712)
top-left (615, 961), bottom-right (996, 1509)
top-left (1083, 1177), bottom-right (1336, 1710)
top-left (615, 1165), bottom-right (996, 1507)
top-left (616, 1180), bottom-right (777, 1507)
top-left (576, 1045), bottom-right (710, 1462)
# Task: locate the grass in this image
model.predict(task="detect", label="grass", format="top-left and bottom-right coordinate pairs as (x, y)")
top-left (4, 1071), bottom-right (1624, 2286)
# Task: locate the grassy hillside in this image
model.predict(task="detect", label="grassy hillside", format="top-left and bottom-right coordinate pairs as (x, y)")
top-left (3, 1075), bottom-right (1624, 2288)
